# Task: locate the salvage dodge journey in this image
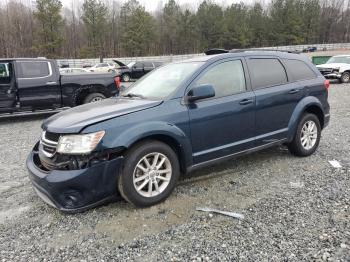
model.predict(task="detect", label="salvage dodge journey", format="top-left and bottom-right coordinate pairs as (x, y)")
top-left (27, 49), bottom-right (330, 212)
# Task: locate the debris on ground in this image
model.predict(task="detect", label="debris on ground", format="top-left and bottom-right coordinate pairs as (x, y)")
top-left (196, 207), bottom-right (244, 220)
top-left (328, 160), bottom-right (342, 168)
top-left (290, 181), bottom-right (305, 188)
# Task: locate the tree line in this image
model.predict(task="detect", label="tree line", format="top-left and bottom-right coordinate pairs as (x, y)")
top-left (0, 0), bottom-right (349, 59)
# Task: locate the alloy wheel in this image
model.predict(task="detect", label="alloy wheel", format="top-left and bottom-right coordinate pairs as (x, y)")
top-left (300, 120), bottom-right (318, 150)
top-left (132, 152), bottom-right (172, 198)
top-left (90, 97), bottom-right (103, 102)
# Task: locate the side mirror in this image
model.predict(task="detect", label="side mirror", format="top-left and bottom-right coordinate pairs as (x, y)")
top-left (186, 84), bottom-right (215, 103)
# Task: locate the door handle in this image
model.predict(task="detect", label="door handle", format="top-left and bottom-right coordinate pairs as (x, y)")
top-left (288, 89), bottom-right (300, 94)
top-left (239, 99), bottom-right (254, 105)
top-left (46, 81), bottom-right (57, 85)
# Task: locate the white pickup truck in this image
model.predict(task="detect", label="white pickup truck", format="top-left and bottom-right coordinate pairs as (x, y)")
top-left (316, 55), bottom-right (350, 83)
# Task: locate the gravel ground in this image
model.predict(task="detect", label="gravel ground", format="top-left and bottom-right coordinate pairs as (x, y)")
top-left (0, 83), bottom-right (349, 261)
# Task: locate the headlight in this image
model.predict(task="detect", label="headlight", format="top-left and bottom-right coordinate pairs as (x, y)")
top-left (57, 131), bottom-right (105, 154)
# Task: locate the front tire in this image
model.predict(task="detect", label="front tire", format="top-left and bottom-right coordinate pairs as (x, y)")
top-left (340, 72), bottom-right (350, 83)
top-left (118, 140), bottom-right (180, 207)
top-left (287, 113), bottom-right (321, 157)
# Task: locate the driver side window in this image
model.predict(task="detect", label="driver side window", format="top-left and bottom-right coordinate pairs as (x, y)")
top-left (194, 60), bottom-right (246, 99)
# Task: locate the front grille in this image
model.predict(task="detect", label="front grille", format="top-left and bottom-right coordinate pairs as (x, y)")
top-left (40, 131), bottom-right (59, 158)
top-left (45, 131), bottom-right (61, 142)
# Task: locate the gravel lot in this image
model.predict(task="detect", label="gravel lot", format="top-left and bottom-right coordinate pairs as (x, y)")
top-left (0, 83), bottom-right (349, 261)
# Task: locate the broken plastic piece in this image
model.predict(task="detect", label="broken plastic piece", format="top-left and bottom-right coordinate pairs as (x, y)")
top-left (196, 207), bottom-right (244, 220)
top-left (328, 160), bottom-right (342, 168)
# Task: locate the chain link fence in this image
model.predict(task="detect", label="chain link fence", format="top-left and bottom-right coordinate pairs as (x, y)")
top-left (57, 43), bottom-right (350, 68)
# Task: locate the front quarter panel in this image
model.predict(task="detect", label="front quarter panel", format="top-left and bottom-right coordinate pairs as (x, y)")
top-left (82, 100), bottom-right (193, 168)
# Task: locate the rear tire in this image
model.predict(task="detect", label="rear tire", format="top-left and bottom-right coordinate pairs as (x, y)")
top-left (83, 93), bottom-right (106, 104)
top-left (287, 113), bottom-right (321, 157)
top-left (122, 73), bottom-right (131, 82)
top-left (340, 72), bottom-right (350, 83)
top-left (118, 140), bottom-right (180, 207)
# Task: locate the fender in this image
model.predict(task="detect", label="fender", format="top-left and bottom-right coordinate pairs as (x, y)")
top-left (106, 121), bottom-right (193, 169)
top-left (287, 96), bottom-right (324, 142)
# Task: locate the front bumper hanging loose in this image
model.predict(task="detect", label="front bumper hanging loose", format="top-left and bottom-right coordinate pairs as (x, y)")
top-left (26, 149), bottom-right (124, 213)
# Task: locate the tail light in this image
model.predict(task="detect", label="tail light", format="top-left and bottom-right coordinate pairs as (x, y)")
top-left (114, 76), bottom-right (121, 89)
top-left (324, 79), bottom-right (330, 90)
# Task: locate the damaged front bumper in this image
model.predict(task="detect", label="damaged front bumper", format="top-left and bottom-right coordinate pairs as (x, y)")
top-left (323, 73), bottom-right (342, 79)
top-left (26, 146), bottom-right (124, 213)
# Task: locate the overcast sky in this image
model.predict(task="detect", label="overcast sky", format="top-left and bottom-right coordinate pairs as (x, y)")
top-left (60, 0), bottom-right (261, 12)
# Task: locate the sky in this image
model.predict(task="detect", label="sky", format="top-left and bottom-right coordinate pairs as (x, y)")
top-left (60, 0), bottom-right (259, 12)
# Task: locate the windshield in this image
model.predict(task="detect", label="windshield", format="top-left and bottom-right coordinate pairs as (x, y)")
top-left (122, 62), bottom-right (203, 100)
top-left (327, 56), bottom-right (350, 64)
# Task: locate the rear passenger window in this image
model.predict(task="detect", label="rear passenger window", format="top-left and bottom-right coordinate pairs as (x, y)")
top-left (17, 62), bottom-right (50, 78)
top-left (194, 60), bottom-right (246, 98)
top-left (143, 62), bottom-right (154, 69)
top-left (134, 62), bottom-right (143, 69)
top-left (248, 58), bottom-right (287, 89)
top-left (283, 59), bottom-right (316, 81)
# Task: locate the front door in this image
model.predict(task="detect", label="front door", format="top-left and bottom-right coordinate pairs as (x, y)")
top-left (0, 61), bottom-right (16, 109)
top-left (187, 59), bottom-right (256, 164)
top-left (15, 60), bottom-right (61, 109)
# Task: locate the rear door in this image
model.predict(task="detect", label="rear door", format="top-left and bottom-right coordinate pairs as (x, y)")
top-left (131, 62), bottom-right (144, 79)
top-left (246, 56), bottom-right (305, 146)
top-left (0, 61), bottom-right (16, 109)
top-left (16, 60), bottom-right (61, 109)
top-left (187, 58), bottom-right (256, 164)
top-left (143, 62), bottom-right (155, 75)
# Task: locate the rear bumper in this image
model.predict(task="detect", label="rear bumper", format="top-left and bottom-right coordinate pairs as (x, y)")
top-left (26, 150), bottom-right (123, 213)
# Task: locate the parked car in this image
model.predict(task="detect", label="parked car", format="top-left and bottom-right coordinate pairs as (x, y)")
top-left (58, 62), bottom-right (70, 68)
top-left (88, 62), bottom-right (116, 73)
top-left (59, 68), bottom-right (89, 74)
top-left (113, 60), bottom-right (163, 82)
top-left (316, 55), bottom-right (350, 83)
top-left (302, 46), bottom-right (317, 53)
top-left (27, 50), bottom-right (330, 212)
top-left (0, 58), bottom-right (120, 116)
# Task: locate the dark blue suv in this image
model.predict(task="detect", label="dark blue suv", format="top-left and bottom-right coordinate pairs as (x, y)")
top-left (27, 50), bottom-right (330, 212)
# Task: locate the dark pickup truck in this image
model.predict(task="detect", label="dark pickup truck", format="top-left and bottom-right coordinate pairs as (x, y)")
top-left (0, 58), bottom-right (120, 116)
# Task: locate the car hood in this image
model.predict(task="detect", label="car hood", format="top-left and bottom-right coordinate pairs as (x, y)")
top-left (42, 98), bottom-right (162, 134)
top-left (113, 59), bottom-right (128, 68)
top-left (317, 63), bottom-right (348, 69)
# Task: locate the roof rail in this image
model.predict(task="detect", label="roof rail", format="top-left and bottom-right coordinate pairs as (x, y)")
top-left (230, 49), bottom-right (300, 54)
top-left (205, 48), bottom-right (300, 55)
top-left (204, 49), bottom-right (229, 55)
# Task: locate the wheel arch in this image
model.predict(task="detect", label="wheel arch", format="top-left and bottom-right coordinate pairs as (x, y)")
top-left (127, 134), bottom-right (188, 174)
top-left (74, 85), bottom-right (109, 105)
top-left (106, 122), bottom-right (193, 174)
top-left (287, 97), bottom-right (325, 142)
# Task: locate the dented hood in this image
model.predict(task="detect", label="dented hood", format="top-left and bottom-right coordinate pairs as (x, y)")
top-left (42, 98), bottom-right (162, 133)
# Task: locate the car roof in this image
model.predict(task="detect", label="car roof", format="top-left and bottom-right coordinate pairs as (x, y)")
top-left (181, 50), bottom-right (307, 64)
top-left (0, 58), bottom-right (51, 62)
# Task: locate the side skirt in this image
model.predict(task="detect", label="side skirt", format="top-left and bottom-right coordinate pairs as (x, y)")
top-left (0, 107), bottom-right (70, 119)
top-left (186, 139), bottom-right (287, 173)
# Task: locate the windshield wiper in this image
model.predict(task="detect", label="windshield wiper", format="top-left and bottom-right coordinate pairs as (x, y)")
top-left (122, 93), bottom-right (145, 99)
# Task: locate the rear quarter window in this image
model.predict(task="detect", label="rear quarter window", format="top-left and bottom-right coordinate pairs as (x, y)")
top-left (283, 59), bottom-right (317, 81)
top-left (17, 61), bottom-right (50, 78)
top-left (247, 58), bottom-right (287, 89)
